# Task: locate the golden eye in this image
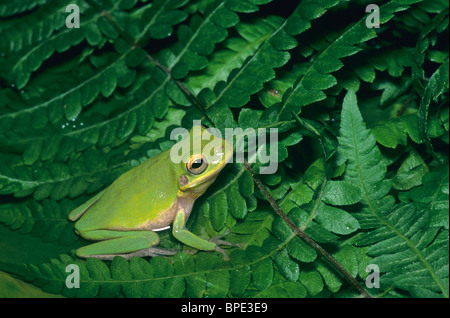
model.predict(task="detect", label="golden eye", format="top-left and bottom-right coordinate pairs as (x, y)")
top-left (186, 155), bottom-right (208, 175)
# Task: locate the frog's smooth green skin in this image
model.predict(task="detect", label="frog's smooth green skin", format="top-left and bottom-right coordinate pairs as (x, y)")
top-left (68, 126), bottom-right (233, 260)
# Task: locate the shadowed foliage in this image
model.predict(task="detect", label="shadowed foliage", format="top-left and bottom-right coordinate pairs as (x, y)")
top-left (0, 0), bottom-right (448, 298)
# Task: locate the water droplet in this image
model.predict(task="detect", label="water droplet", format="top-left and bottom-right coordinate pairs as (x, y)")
top-left (11, 83), bottom-right (15, 88)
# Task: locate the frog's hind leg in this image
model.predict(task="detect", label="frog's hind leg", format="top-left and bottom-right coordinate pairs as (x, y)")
top-left (75, 230), bottom-right (161, 260)
top-left (68, 189), bottom-right (107, 221)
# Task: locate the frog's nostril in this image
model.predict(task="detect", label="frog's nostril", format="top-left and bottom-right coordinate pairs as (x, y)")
top-left (179, 174), bottom-right (189, 186)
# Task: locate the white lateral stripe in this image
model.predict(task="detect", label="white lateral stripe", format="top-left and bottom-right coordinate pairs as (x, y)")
top-left (152, 225), bottom-right (171, 232)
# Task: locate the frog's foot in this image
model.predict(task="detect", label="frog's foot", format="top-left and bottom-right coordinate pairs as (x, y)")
top-left (206, 229), bottom-right (245, 261)
top-left (207, 228), bottom-right (244, 248)
top-left (91, 247), bottom-right (180, 261)
top-left (213, 245), bottom-right (230, 261)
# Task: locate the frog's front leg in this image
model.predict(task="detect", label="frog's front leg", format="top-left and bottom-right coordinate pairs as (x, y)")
top-left (76, 229), bottom-right (163, 260)
top-left (172, 204), bottom-right (230, 259)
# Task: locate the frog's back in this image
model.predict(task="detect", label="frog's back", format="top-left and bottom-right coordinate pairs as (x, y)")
top-left (75, 151), bottom-right (179, 232)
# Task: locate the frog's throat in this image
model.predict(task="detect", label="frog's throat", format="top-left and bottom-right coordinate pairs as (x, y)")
top-left (177, 196), bottom-right (196, 220)
top-left (140, 196), bottom-right (195, 231)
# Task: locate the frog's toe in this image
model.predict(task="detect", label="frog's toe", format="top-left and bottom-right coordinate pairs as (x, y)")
top-left (208, 237), bottom-right (243, 248)
top-left (207, 228), bottom-right (243, 248)
top-left (214, 245), bottom-right (230, 261)
top-left (89, 247), bottom-right (180, 260)
top-left (128, 247), bottom-right (180, 258)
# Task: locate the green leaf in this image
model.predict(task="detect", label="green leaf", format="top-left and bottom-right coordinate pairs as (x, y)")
top-left (272, 248), bottom-right (299, 282)
top-left (418, 59), bottom-right (449, 152)
top-left (315, 202), bottom-right (360, 235)
top-left (322, 180), bottom-right (363, 205)
top-left (392, 151), bottom-right (428, 190)
top-left (298, 270), bottom-right (323, 296)
top-left (209, 191), bottom-right (228, 231)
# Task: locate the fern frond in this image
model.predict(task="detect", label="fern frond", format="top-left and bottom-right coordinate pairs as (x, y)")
top-left (158, 0), bottom-right (255, 80)
top-left (0, 198), bottom-right (78, 245)
top-left (276, 0), bottom-right (427, 120)
top-left (0, 0), bottom-right (78, 56)
top-left (185, 16), bottom-right (281, 95)
top-left (337, 90), bottom-right (449, 297)
top-left (5, 0), bottom-right (126, 89)
top-left (402, 165), bottom-right (449, 229)
top-left (0, 137), bottom-right (162, 199)
top-left (190, 0), bottom-right (342, 129)
top-left (0, 0), bottom-right (49, 18)
top-left (418, 59), bottom-right (449, 152)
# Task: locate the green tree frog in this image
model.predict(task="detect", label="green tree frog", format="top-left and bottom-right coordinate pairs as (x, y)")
top-left (68, 125), bottom-right (234, 260)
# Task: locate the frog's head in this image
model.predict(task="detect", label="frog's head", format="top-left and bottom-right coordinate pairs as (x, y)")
top-left (174, 125), bottom-right (233, 198)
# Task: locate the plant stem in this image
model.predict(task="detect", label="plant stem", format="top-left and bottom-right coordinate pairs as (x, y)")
top-left (242, 160), bottom-right (372, 298)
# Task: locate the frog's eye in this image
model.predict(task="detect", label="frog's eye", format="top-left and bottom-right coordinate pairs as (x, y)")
top-left (186, 155), bottom-right (208, 175)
